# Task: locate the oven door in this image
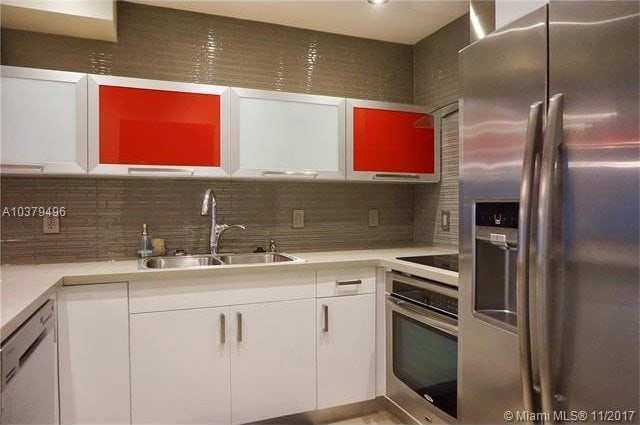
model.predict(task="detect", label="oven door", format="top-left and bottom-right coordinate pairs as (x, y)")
top-left (386, 296), bottom-right (458, 423)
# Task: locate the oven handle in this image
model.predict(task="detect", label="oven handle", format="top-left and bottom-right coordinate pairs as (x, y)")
top-left (387, 297), bottom-right (458, 336)
top-left (387, 272), bottom-right (458, 299)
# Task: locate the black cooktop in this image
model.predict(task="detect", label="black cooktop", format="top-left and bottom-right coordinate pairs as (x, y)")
top-left (396, 254), bottom-right (459, 272)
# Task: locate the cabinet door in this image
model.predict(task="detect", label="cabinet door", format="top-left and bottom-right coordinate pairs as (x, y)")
top-left (230, 88), bottom-right (345, 180)
top-left (230, 299), bottom-right (316, 424)
top-left (57, 283), bottom-right (130, 424)
top-left (0, 66), bottom-right (87, 175)
top-left (130, 307), bottom-right (231, 424)
top-left (317, 294), bottom-right (376, 409)
top-left (346, 99), bottom-right (440, 183)
top-left (89, 75), bottom-right (230, 177)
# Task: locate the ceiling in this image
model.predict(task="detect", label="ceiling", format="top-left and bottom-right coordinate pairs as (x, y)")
top-left (131, 1), bottom-right (470, 45)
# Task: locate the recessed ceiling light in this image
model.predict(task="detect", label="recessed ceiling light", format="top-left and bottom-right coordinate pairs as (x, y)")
top-left (367, 0), bottom-right (389, 5)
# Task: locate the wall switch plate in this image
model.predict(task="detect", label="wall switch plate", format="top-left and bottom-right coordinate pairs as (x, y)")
top-left (441, 211), bottom-right (450, 232)
top-left (43, 216), bottom-right (60, 234)
top-left (292, 209), bottom-right (305, 229)
top-left (368, 209), bottom-right (379, 228)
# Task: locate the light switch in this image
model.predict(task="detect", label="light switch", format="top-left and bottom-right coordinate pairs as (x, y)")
top-left (368, 209), bottom-right (379, 228)
top-left (292, 209), bottom-right (305, 228)
top-left (441, 211), bottom-right (450, 232)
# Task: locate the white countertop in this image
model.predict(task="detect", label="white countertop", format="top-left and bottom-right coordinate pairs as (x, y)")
top-left (1, 246), bottom-right (457, 341)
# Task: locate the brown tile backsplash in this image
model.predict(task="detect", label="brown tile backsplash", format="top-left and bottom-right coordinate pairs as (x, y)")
top-left (1, 1), bottom-right (413, 103)
top-left (412, 15), bottom-right (469, 249)
top-left (0, 178), bottom-right (415, 264)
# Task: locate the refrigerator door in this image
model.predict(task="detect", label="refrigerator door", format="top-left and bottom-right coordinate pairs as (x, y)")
top-left (458, 7), bottom-right (547, 423)
top-left (543, 1), bottom-right (639, 415)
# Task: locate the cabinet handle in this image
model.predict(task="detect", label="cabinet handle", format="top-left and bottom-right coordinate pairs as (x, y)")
top-left (0, 163), bottom-right (45, 172)
top-left (322, 305), bottom-right (329, 333)
top-left (127, 167), bottom-right (195, 176)
top-left (262, 170), bottom-right (319, 178)
top-left (220, 313), bottom-right (226, 344)
top-left (374, 173), bottom-right (420, 180)
top-left (336, 279), bottom-right (362, 286)
top-left (237, 312), bottom-right (243, 343)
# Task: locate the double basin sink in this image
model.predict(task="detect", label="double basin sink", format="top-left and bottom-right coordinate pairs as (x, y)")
top-left (141, 252), bottom-right (304, 270)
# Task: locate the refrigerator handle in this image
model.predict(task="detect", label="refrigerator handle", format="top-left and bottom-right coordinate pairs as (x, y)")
top-left (517, 100), bottom-right (544, 419)
top-left (536, 93), bottom-right (564, 422)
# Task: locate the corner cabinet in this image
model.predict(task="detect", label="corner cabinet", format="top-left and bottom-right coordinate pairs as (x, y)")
top-left (346, 99), bottom-right (440, 183)
top-left (230, 88), bottom-right (346, 180)
top-left (0, 66), bottom-right (88, 175)
top-left (88, 75), bottom-right (230, 177)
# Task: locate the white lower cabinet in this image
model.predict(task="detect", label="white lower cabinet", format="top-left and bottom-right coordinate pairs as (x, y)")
top-left (230, 299), bottom-right (317, 424)
top-left (317, 294), bottom-right (376, 409)
top-left (128, 298), bottom-right (317, 425)
top-left (130, 307), bottom-right (231, 424)
top-left (57, 283), bottom-right (130, 424)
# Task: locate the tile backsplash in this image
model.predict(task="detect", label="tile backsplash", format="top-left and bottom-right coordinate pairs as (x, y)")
top-left (412, 15), bottom-right (469, 248)
top-left (0, 178), bottom-right (415, 264)
top-left (1, 1), bottom-right (413, 103)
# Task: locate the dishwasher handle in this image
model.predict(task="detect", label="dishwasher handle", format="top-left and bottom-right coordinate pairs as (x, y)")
top-left (1, 300), bottom-right (55, 392)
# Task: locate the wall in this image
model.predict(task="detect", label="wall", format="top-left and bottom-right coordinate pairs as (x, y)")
top-left (413, 15), bottom-right (469, 248)
top-left (1, 1), bottom-right (412, 102)
top-left (0, 1), bottom-right (416, 264)
top-left (0, 178), bottom-right (414, 264)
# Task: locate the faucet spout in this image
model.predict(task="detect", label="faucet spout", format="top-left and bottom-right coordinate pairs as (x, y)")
top-left (201, 189), bottom-right (245, 255)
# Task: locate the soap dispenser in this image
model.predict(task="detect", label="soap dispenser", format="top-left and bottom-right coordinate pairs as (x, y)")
top-left (138, 223), bottom-right (153, 258)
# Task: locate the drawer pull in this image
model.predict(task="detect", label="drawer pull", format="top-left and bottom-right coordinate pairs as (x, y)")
top-left (374, 173), bottom-right (420, 180)
top-left (236, 312), bottom-right (243, 343)
top-left (322, 305), bottom-right (329, 332)
top-left (220, 313), bottom-right (226, 344)
top-left (127, 167), bottom-right (195, 176)
top-left (262, 170), bottom-right (319, 178)
top-left (0, 163), bottom-right (45, 172)
top-left (336, 279), bottom-right (362, 286)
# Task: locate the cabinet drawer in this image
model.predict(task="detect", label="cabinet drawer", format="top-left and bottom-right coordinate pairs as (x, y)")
top-left (317, 267), bottom-right (376, 297)
top-left (130, 270), bottom-right (316, 313)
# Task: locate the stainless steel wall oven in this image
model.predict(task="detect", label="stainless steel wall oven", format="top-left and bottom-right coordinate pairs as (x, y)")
top-left (386, 272), bottom-right (458, 424)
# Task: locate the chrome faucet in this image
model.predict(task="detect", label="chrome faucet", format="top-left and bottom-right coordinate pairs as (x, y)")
top-left (201, 189), bottom-right (246, 254)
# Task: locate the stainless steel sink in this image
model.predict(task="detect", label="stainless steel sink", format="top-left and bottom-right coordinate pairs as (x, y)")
top-left (218, 252), bottom-right (303, 265)
top-left (140, 252), bottom-right (303, 269)
top-left (142, 255), bottom-right (223, 269)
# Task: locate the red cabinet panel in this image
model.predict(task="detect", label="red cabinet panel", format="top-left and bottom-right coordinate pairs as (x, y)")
top-left (99, 86), bottom-right (221, 166)
top-left (353, 107), bottom-right (435, 173)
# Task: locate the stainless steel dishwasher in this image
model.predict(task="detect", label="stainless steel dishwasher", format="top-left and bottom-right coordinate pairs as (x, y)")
top-left (1, 300), bottom-right (57, 424)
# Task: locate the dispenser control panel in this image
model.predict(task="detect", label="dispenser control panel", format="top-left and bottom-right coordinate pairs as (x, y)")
top-left (475, 202), bottom-right (518, 229)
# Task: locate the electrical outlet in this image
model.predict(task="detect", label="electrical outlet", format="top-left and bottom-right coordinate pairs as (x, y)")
top-left (43, 216), bottom-right (60, 234)
top-left (292, 209), bottom-right (305, 228)
top-left (441, 211), bottom-right (450, 232)
top-left (368, 209), bottom-right (379, 228)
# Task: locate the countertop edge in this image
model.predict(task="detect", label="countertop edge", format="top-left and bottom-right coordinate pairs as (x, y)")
top-left (2, 247), bottom-right (458, 341)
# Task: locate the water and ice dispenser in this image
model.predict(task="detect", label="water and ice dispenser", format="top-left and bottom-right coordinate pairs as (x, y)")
top-left (473, 202), bottom-right (519, 330)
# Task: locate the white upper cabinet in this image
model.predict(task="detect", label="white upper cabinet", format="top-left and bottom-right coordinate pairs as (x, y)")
top-left (1, 66), bottom-right (88, 174)
top-left (88, 75), bottom-right (230, 178)
top-left (230, 88), bottom-right (346, 180)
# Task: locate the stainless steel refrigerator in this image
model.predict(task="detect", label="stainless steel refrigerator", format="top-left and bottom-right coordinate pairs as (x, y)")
top-left (459, 2), bottom-right (639, 423)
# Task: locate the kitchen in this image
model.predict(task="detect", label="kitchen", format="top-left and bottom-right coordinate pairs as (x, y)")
top-left (0, 1), bottom-right (638, 425)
